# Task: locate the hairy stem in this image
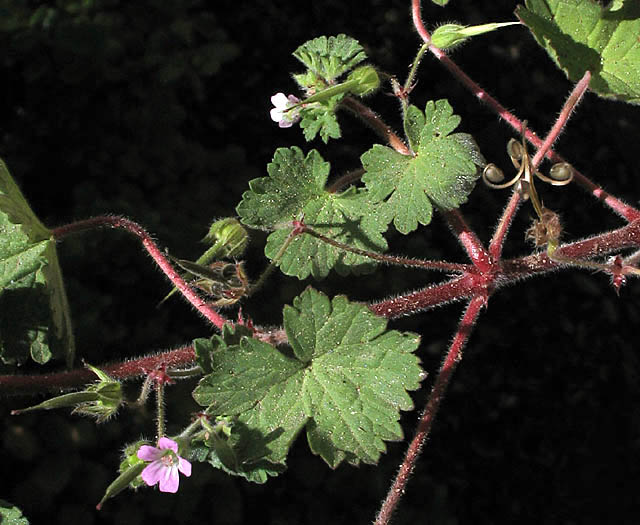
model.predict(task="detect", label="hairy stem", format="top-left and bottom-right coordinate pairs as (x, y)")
top-left (52, 215), bottom-right (230, 330)
top-left (0, 345), bottom-right (197, 395)
top-left (530, 71), bottom-right (590, 169)
top-left (374, 295), bottom-right (485, 525)
top-left (489, 190), bottom-right (522, 260)
top-left (441, 209), bottom-right (493, 273)
top-left (326, 168), bottom-right (365, 193)
top-left (155, 381), bottom-right (166, 438)
top-left (340, 96), bottom-right (411, 155)
top-left (301, 225), bottom-right (472, 273)
top-left (5, 219), bottom-right (640, 395)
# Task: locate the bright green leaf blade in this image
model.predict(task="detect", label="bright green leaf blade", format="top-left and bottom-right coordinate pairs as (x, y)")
top-left (193, 288), bottom-right (424, 467)
top-left (237, 147), bottom-right (387, 279)
top-left (516, 0), bottom-right (640, 104)
top-left (431, 0), bottom-right (450, 5)
top-left (362, 99), bottom-right (484, 234)
top-left (404, 104), bottom-right (425, 152)
top-left (0, 159), bottom-right (75, 365)
top-left (299, 100), bottom-right (343, 143)
top-left (293, 34), bottom-right (367, 83)
top-left (193, 335), bottom-right (309, 464)
top-left (0, 500), bottom-right (29, 525)
top-left (236, 147), bottom-right (328, 228)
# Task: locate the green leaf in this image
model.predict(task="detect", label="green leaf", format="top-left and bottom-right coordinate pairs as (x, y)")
top-left (0, 500), bottom-right (29, 525)
top-left (194, 323), bottom-right (254, 374)
top-left (431, 0), bottom-right (450, 5)
top-left (516, 0), bottom-right (640, 104)
top-left (192, 418), bottom-right (287, 484)
top-left (293, 34), bottom-right (367, 84)
top-left (0, 159), bottom-right (75, 365)
top-left (361, 99), bottom-right (485, 234)
top-left (299, 95), bottom-right (343, 143)
top-left (236, 147), bottom-right (387, 279)
top-left (193, 287), bottom-right (424, 467)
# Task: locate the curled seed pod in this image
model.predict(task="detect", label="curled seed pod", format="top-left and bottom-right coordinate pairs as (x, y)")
top-left (482, 163), bottom-right (505, 184)
top-left (549, 162), bottom-right (573, 182)
top-left (507, 138), bottom-right (524, 161)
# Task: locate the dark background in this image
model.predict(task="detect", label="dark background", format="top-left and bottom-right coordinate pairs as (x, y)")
top-left (1, 1), bottom-right (639, 523)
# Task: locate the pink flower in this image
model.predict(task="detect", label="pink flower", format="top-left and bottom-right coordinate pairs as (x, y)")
top-left (137, 437), bottom-right (192, 493)
top-left (270, 92), bottom-right (301, 128)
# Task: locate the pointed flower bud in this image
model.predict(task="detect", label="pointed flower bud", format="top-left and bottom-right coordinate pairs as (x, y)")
top-left (431, 22), bottom-right (520, 50)
top-left (346, 65), bottom-right (380, 97)
top-left (201, 218), bottom-right (249, 259)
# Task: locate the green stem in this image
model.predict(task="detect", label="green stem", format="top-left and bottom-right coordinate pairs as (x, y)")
top-left (168, 366), bottom-right (204, 379)
top-left (405, 43), bottom-right (428, 93)
top-left (247, 227), bottom-right (300, 296)
top-left (177, 417), bottom-right (204, 440)
top-left (155, 382), bottom-right (166, 439)
top-left (289, 79), bottom-right (359, 110)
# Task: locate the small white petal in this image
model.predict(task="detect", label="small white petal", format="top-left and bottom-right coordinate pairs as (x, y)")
top-left (270, 107), bottom-right (284, 123)
top-left (271, 92), bottom-right (288, 109)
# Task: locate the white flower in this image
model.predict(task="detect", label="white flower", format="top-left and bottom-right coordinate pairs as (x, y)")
top-left (270, 93), bottom-right (301, 128)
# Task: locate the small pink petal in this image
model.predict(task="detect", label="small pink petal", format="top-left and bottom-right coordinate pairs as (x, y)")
top-left (279, 119), bottom-right (293, 128)
top-left (158, 466), bottom-right (179, 493)
top-left (141, 460), bottom-right (165, 487)
top-left (157, 437), bottom-right (178, 453)
top-left (178, 457), bottom-right (192, 477)
top-left (137, 445), bottom-right (162, 462)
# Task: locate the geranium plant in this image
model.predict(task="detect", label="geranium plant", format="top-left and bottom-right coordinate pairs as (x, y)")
top-left (1, 0), bottom-right (639, 523)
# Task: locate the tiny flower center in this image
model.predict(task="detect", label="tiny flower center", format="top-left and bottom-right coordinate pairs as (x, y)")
top-left (161, 452), bottom-right (176, 467)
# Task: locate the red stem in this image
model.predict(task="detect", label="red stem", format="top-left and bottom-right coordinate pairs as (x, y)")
top-left (374, 295), bottom-right (485, 525)
top-left (53, 215), bottom-right (229, 330)
top-left (489, 190), bottom-right (522, 261)
top-left (301, 225), bottom-right (472, 273)
top-left (441, 209), bottom-right (493, 272)
top-left (5, 218), bottom-right (640, 395)
top-left (530, 71), bottom-right (590, 169)
top-left (341, 96), bottom-right (412, 155)
top-left (1, 346), bottom-right (196, 395)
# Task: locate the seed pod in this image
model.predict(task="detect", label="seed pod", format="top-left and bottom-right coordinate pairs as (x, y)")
top-left (549, 162), bottom-right (573, 182)
top-left (507, 138), bottom-right (524, 161)
top-left (96, 462), bottom-right (146, 510)
top-left (11, 392), bottom-right (101, 415)
top-left (482, 163), bottom-right (505, 184)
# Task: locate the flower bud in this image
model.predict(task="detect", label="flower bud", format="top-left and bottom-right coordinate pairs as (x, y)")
top-left (202, 218), bottom-right (249, 259)
top-left (346, 65), bottom-right (380, 97)
top-left (431, 22), bottom-right (520, 50)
